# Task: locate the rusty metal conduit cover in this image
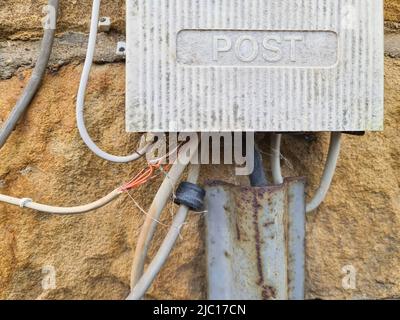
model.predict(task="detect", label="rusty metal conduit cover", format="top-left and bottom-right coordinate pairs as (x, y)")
top-left (205, 178), bottom-right (306, 300)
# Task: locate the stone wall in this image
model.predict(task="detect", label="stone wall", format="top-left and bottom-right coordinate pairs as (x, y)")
top-left (0, 0), bottom-right (399, 300)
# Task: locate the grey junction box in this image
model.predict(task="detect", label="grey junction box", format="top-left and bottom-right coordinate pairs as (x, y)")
top-left (126, 0), bottom-right (384, 133)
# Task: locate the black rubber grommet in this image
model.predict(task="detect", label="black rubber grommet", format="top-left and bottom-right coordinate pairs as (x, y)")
top-left (174, 182), bottom-right (206, 212)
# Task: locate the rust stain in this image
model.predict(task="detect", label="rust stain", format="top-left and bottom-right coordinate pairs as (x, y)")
top-left (264, 221), bottom-right (274, 228)
top-left (235, 221), bottom-right (241, 241)
top-left (262, 285), bottom-right (277, 300)
top-left (252, 190), bottom-right (264, 287)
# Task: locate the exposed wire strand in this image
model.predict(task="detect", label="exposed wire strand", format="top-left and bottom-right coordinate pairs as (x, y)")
top-left (125, 191), bottom-right (169, 228)
top-left (126, 164), bottom-right (201, 300)
top-left (0, 141), bottom-right (186, 214)
top-left (130, 137), bottom-right (199, 289)
top-left (0, 165), bottom-right (169, 215)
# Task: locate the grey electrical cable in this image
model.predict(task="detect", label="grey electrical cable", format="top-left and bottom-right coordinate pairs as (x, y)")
top-left (270, 132), bottom-right (342, 212)
top-left (77, 0), bottom-right (153, 163)
top-left (0, 142), bottom-right (193, 215)
top-left (130, 137), bottom-right (199, 288)
top-left (126, 165), bottom-right (201, 300)
top-left (271, 133), bottom-right (284, 185)
top-left (0, 189), bottom-right (121, 215)
top-left (0, 0), bottom-right (59, 150)
top-left (306, 132), bottom-right (342, 213)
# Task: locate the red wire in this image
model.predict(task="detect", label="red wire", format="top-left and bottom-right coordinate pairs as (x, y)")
top-left (120, 161), bottom-right (169, 192)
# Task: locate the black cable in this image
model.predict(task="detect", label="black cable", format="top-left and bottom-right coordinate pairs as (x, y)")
top-left (249, 147), bottom-right (269, 187)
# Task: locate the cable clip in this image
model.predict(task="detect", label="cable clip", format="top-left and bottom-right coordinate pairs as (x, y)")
top-left (19, 198), bottom-right (33, 208)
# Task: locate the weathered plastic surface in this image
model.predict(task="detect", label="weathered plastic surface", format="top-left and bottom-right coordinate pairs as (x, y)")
top-left (126, 0), bottom-right (384, 132)
top-left (205, 178), bottom-right (306, 300)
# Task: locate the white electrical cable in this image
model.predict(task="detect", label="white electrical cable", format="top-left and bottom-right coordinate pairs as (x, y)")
top-left (130, 137), bottom-right (199, 288)
top-left (125, 134), bottom-right (341, 298)
top-left (0, 138), bottom-right (197, 215)
top-left (306, 132), bottom-right (342, 213)
top-left (0, 136), bottom-right (197, 214)
top-left (77, 0), bottom-right (152, 163)
top-left (271, 133), bottom-right (284, 185)
top-left (0, 0), bottom-right (152, 211)
top-left (270, 132), bottom-right (342, 212)
top-left (126, 164), bottom-right (201, 300)
top-left (0, 189), bottom-right (121, 215)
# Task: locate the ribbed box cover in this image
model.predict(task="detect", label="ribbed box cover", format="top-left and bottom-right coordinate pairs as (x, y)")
top-left (126, 0), bottom-right (384, 132)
